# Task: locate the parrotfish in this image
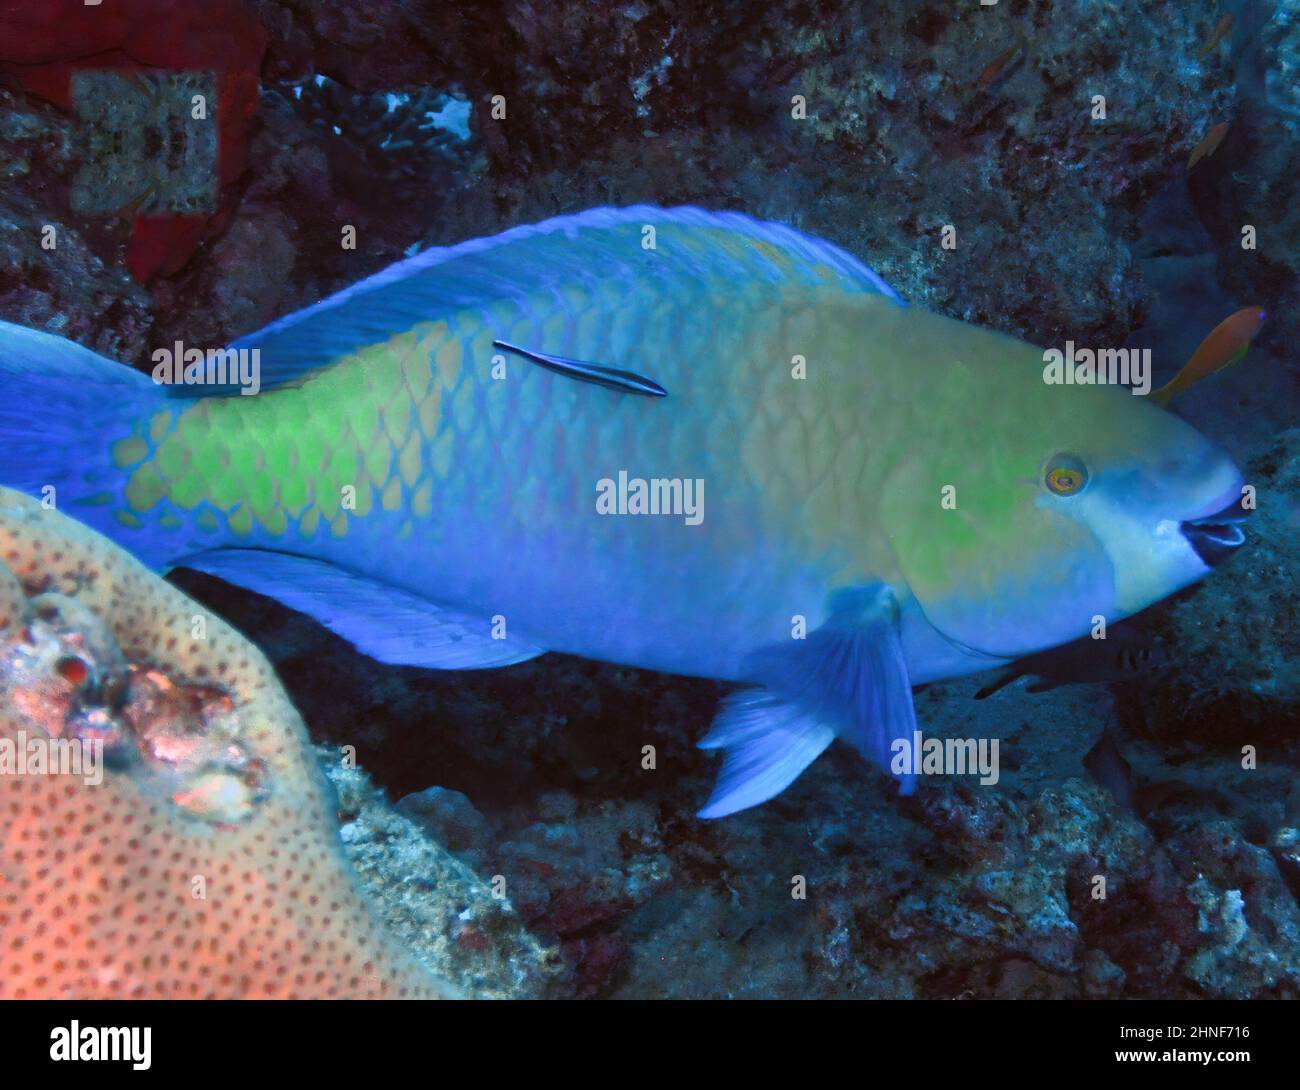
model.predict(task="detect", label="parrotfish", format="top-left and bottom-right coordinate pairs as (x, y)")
top-left (0, 206), bottom-right (1248, 816)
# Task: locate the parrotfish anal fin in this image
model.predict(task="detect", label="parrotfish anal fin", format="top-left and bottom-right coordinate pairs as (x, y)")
top-left (492, 340), bottom-right (667, 397)
top-left (176, 205), bottom-right (902, 397)
top-left (697, 585), bottom-right (917, 818)
top-left (175, 549), bottom-right (545, 669)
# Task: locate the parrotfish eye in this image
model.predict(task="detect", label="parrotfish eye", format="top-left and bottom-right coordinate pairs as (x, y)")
top-left (1044, 454), bottom-right (1089, 496)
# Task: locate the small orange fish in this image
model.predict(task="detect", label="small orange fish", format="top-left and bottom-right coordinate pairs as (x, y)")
top-left (1198, 13), bottom-right (1234, 58)
top-left (1151, 306), bottom-right (1266, 406)
top-left (978, 33), bottom-right (1027, 88)
top-left (1187, 121), bottom-right (1229, 171)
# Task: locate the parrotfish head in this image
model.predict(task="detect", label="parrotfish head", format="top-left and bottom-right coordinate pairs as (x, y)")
top-left (882, 354), bottom-right (1247, 662)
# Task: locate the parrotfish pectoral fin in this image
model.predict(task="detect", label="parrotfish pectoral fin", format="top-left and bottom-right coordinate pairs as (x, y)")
top-left (492, 340), bottom-right (667, 397)
top-left (175, 549), bottom-right (546, 669)
top-left (697, 584), bottom-right (917, 818)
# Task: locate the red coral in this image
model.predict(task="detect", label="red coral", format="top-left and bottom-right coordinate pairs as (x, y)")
top-left (0, 0), bottom-right (266, 281)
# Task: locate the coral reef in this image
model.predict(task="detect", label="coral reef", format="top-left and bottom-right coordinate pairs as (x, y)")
top-left (277, 77), bottom-right (473, 184)
top-left (0, 0), bottom-right (267, 281)
top-left (1, 0), bottom-right (1297, 1001)
top-left (0, 486), bottom-right (450, 998)
top-left (321, 745), bottom-right (560, 999)
top-left (6, 1), bottom-right (1281, 363)
top-left (0, 85), bottom-right (154, 361)
top-left (269, 0), bottom-right (1253, 356)
top-left (1192, 1), bottom-right (1300, 358)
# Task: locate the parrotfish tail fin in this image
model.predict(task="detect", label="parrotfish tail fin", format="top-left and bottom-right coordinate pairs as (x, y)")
top-left (697, 584), bottom-right (917, 818)
top-left (0, 320), bottom-right (167, 559)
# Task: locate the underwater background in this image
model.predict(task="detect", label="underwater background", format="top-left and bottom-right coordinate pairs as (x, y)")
top-left (0, 0), bottom-right (1297, 999)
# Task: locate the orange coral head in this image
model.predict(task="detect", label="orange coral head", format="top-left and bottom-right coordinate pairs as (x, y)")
top-left (0, 488), bottom-right (450, 999)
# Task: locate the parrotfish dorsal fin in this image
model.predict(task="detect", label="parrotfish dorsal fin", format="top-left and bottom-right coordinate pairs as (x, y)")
top-left (173, 205), bottom-right (902, 398)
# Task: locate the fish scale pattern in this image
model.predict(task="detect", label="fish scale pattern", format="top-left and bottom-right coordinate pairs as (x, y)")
top-left (90, 210), bottom-right (908, 673)
top-left (103, 214), bottom-right (887, 539)
top-left (104, 319), bottom-right (464, 556)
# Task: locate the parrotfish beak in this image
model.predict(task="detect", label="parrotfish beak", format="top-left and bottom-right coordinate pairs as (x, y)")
top-left (1180, 496), bottom-right (1251, 567)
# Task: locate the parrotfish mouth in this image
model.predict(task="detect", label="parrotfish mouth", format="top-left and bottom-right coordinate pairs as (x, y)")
top-left (1180, 495), bottom-right (1251, 567)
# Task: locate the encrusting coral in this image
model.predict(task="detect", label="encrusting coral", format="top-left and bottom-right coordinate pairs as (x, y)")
top-left (0, 485), bottom-right (449, 998)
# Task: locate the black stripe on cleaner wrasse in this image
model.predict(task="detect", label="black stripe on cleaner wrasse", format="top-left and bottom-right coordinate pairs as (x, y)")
top-left (493, 339), bottom-right (668, 397)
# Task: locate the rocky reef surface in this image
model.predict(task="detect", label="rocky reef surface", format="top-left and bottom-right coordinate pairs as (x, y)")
top-left (1, 0), bottom-right (1297, 998)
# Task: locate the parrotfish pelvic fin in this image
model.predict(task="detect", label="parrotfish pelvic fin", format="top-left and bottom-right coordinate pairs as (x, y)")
top-left (492, 340), bottom-right (668, 398)
top-left (697, 583), bottom-right (917, 818)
